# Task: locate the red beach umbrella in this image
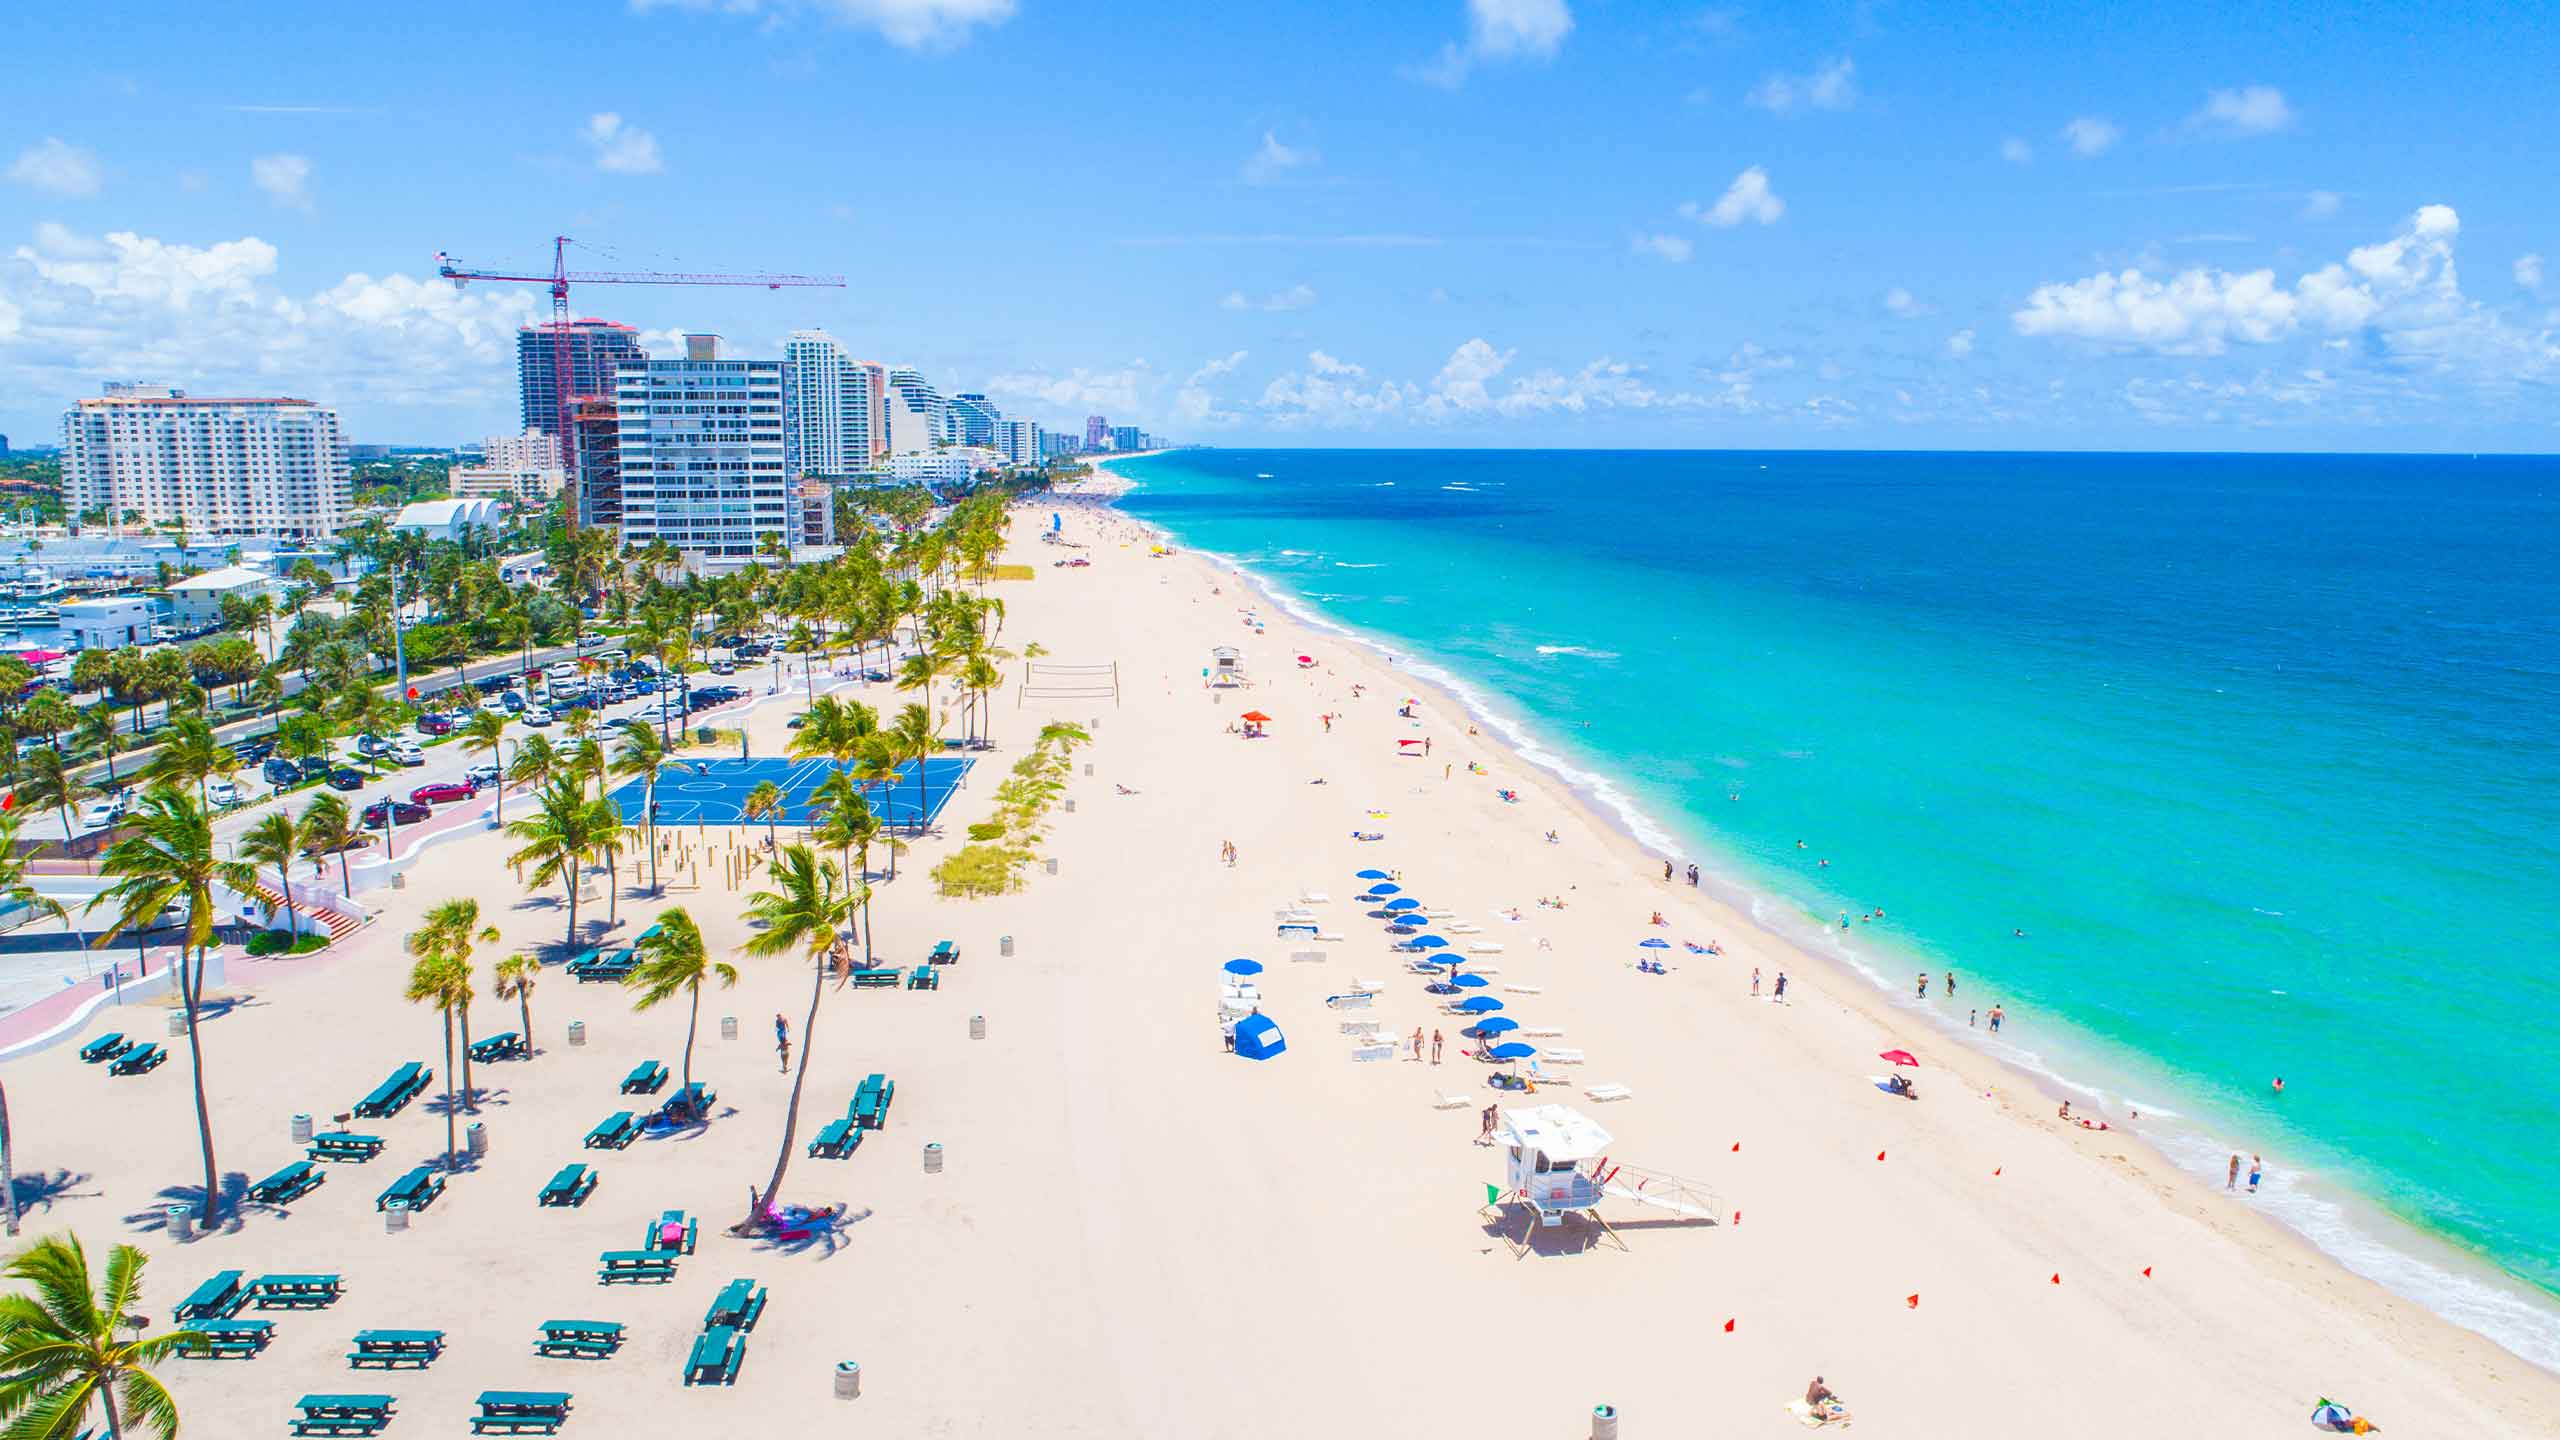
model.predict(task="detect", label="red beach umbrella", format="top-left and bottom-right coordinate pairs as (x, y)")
top-left (1879, 1049), bottom-right (1920, 1068)
top-left (1240, 711), bottom-right (1272, 723)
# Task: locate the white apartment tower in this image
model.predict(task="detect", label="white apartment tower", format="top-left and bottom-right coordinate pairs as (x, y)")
top-left (783, 331), bottom-right (891, 474)
top-left (886, 367), bottom-right (951, 454)
top-left (613, 334), bottom-right (792, 560)
top-left (61, 383), bottom-right (350, 538)
top-left (993, 419), bottom-right (1041, 467)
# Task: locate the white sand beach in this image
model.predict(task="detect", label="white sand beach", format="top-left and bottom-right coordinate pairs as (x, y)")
top-left (9, 477), bottom-right (2556, 1437)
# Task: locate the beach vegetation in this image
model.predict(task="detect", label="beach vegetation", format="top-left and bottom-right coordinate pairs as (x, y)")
top-left (241, 929), bottom-right (327, 957)
top-left (299, 792), bottom-right (360, 900)
top-left (14, 749), bottom-right (93, 847)
top-left (235, 809), bottom-right (304, 938)
top-left (738, 843), bottom-right (861, 1231)
top-left (624, 907), bottom-right (734, 1101)
top-left (607, 720), bottom-right (667, 891)
top-left (0, 1233), bottom-right (192, 1439)
top-left (83, 786), bottom-right (252, 1227)
top-left (492, 954), bottom-right (540, 1059)
top-left (461, 711), bottom-right (511, 824)
top-left (506, 777), bottom-right (603, 946)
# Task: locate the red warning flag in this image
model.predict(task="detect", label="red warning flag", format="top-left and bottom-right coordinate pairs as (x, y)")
top-left (2142, 1266), bottom-right (2152, 1278)
top-left (1994, 1167), bottom-right (2002, 1176)
top-left (1906, 1294), bottom-right (1920, 1309)
top-left (2050, 1273), bottom-right (2062, 1285)
top-left (1731, 1142), bottom-right (1740, 1152)
top-left (1876, 1150), bottom-right (1887, 1161)
top-left (1722, 1318), bottom-right (1736, 1333)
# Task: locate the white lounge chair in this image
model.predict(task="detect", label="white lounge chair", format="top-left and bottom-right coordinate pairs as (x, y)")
top-left (1467, 942), bottom-right (1506, 955)
top-left (1351, 1043), bottom-right (1396, 1063)
top-left (1324, 991), bottom-right (1375, 1010)
top-left (1462, 962), bottom-right (1500, 974)
top-left (1338, 1019), bottom-right (1382, 1037)
top-left (1584, 1083), bottom-right (1634, 1103)
top-left (1526, 1059), bottom-right (1570, 1087)
top-left (1543, 1047), bottom-right (1585, 1063)
top-left (1518, 1026), bottom-right (1564, 1038)
top-left (1316, 931), bottom-right (1346, 943)
top-left (1299, 890), bottom-right (1332, 905)
top-left (1502, 983), bottom-right (1544, 995)
top-left (1289, 949), bottom-right (1325, 963)
top-left (1275, 907), bottom-right (1316, 923)
top-left (1350, 977), bottom-right (1388, 994)
top-left (1446, 923), bottom-right (1484, 935)
top-left (1422, 908), bottom-right (1456, 919)
top-left (1433, 1092), bottom-right (1473, 1110)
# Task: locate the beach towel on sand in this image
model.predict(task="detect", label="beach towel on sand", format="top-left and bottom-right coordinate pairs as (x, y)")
top-left (1786, 1400), bottom-right (1851, 1429)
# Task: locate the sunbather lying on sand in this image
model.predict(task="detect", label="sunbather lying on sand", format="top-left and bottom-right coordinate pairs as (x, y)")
top-left (1804, 1376), bottom-right (1852, 1424)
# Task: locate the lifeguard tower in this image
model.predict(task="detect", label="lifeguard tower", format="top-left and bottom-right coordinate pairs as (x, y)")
top-left (1489, 1104), bottom-right (1721, 1255)
top-left (1209, 645), bottom-right (1249, 687)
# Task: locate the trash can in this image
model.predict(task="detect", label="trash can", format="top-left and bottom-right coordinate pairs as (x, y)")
top-left (384, 1199), bottom-right (409, 1233)
top-left (1591, 1404), bottom-right (1619, 1440)
top-left (834, 1360), bottom-right (862, 1399)
top-left (466, 1122), bottom-right (488, 1160)
top-left (567, 1020), bottom-right (586, 1048)
top-left (1083, 763), bottom-right (1093, 777)
top-left (1044, 858), bottom-right (1058, 876)
top-left (391, 870), bottom-right (406, 890)
top-left (998, 935), bottom-right (1013, 958)
top-left (164, 1204), bottom-right (193, 1243)
top-left (1062, 798), bottom-right (1075, 813)
top-left (292, 1113), bottom-right (315, 1144)
top-left (166, 1009), bottom-right (188, 1037)
top-left (720, 1015), bottom-right (738, 1041)
top-left (969, 1014), bottom-right (986, 1041)
top-left (923, 1142), bottom-right (943, 1174)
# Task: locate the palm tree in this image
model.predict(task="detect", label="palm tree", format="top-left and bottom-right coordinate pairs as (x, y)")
top-left (461, 711), bottom-right (511, 824)
top-left (850, 735), bottom-right (904, 879)
top-left (235, 811), bottom-right (304, 940)
top-left (492, 954), bottom-right (540, 1058)
top-left (300, 793), bottom-right (359, 900)
top-left (0, 811), bottom-right (70, 944)
top-left (73, 709), bottom-right (123, 788)
top-left (624, 907), bottom-right (734, 1101)
top-left (506, 778), bottom-right (599, 947)
top-left (141, 716), bottom-right (233, 809)
top-left (16, 750), bottom-right (93, 846)
top-left (506, 733), bottom-right (557, 798)
top-left (0, 1233), bottom-right (193, 1439)
top-left (402, 951), bottom-right (469, 1170)
top-left (584, 796), bottom-right (626, 926)
top-left (607, 721), bottom-right (666, 891)
top-left (84, 787), bottom-right (252, 1226)
top-left (743, 780), bottom-right (785, 850)
top-left (738, 844), bottom-right (860, 1230)
top-left (413, 899), bottom-right (496, 1115)
top-left (886, 702), bottom-right (939, 837)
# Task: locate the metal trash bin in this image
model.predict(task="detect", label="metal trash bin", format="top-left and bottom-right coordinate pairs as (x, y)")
top-left (1592, 1405), bottom-right (1620, 1440)
top-left (969, 1014), bottom-right (986, 1041)
top-left (923, 1142), bottom-right (943, 1174)
top-left (466, 1122), bottom-right (488, 1160)
top-left (1062, 798), bottom-right (1075, 813)
top-left (835, 1360), bottom-right (862, 1399)
top-left (164, 1204), bottom-right (193, 1243)
top-left (720, 1015), bottom-right (738, 1040)
top-left (1044, 858), bottom-right (1058, 876)
top-left (166, 1009), bottom-right (188, 1037)
top-left (567, 1020), bottom-right (586, 1047)
top-left (292, 1113), bottom-right (315, 1144)
top-left (1083, 763), bottom-right (1093, 777)
top-left (384, 1199), bottom-right (409, 1233)
top-left (999, 935), bottom-right (1013, 958)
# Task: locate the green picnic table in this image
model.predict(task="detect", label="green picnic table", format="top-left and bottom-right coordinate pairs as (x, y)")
top-left (468, 1030), bottom-right (526, 1062)
top-left (595, 1249), bottom-right (676, 1284)
top-left (928, 938), bottom-right (959, 964)
top-left (375, 1165), bottom-right (445, 1212)
top-left (642, 1209), bottom-right (697, 1255)
top-left (177, 1317), bottom-right (273, 1358)
top-left (353, 1061), bottom-right (429, 1117)
top-left (584, 1111), bottom-right (641, 1150)
top-left (108, 1042), bottom-right (166, 1075)
top-left (347, 1328), bottom-right (445, 1368)
top-left (683, 1323), bottom-right (746, 1386)
top-left (703, 1277), bottom-right (768, 1332)
top-left (308, 1131), bottom-right (385, 1163)
top-left (250, 1273), bottom-right (345, 1310)
top-left (538, 1162), bottom-right (598, 1207)
top-left (290, 1393), bottom-right (394, 1437)
top-left (470, 1390), bottom-right (573, 1435)
top-left (618, 1060), bottom-right (667, 1095)
top-left (250, 1159), bottom-right (325, 1205)
top-left (849, 967), bottom-right (902, 988)
top-left (534, 1319), bottom-right (624, 1359)
top-left (806, 1116), bottom-right (862, 1158)
top-left (79, 1032), bottom-right (130, 1063)
top-left (174, 1269), bottom-right (246, 1322)
top-left (907, 965), bottom-right (940, 991)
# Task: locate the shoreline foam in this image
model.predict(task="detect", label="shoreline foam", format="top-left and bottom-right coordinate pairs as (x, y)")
top-left (1086, 450), bottom-right (2560, 1376)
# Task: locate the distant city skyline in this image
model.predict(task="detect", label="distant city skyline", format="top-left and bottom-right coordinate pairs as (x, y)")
top-left (2, 1), bottom-right (2555, 451)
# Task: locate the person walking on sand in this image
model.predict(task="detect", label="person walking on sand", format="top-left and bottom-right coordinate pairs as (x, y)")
top-left (774, 1013), bottom-right (791, 1074)
top-left (1945, 970), bottom-right (1956, 997)
top-left (1916, 971), bottom-right (1929, 999)
top-left (2228, 1154), bottom-right (2241, 1191)
top-left (1480, 1103), bottom-right (1499, 1144)
top-left (1988, 1004), bottom-right (2004, 1032)
top-left (1773, 972), bottom-right (1788, 1001)
top-left (1431, 1029), bottom-right (1444, 1064)
top-left (1664, 860), bottom-right (1675, 881)
top-left (1411, 1027), bottom-right (1425, 1061)
top-left (2248, 1155), bottom-right (2263, 1193)
top-left (1751, 967), bottom-right (1762, 997)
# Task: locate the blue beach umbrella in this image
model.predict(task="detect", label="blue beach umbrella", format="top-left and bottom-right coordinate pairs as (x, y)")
top-left (1473, 1016), bottom-right (1520, 1035)
top-left (1488, 1042), bottom-right (1537, 1060)
top-left (1637, 937), bottom-right (1671, 949)
top-left (1354, 869), bottom-right (1391, 880)
top-left (1454, 995), bottom-right (1504, 1014)
top-left (1365, 882), bottom-right (1403, 896)
top-left (1223, 958), bottom-right (1264, 977)
top-left (1450, 972), bottom-right (1490, 989)
top-left (1408, 934), bottom-right (1449, 950)
top-left (1384, 898), bottom-right (1421, 912)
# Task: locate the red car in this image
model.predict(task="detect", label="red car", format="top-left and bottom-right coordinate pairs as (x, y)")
top-left (417, 714), bottom-right (455, 736)
top-left (410, 780), bottom-right (480, 805)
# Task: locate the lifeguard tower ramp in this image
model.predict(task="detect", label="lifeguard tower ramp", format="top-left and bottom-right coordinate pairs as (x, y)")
top-left (1488, 1105), bottom-right (1721, 1256)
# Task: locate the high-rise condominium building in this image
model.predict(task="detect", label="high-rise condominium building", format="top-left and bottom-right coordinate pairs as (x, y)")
top-left (1084, 414), bottom-right (1110, 449)
top-left (1112, 425), bottom-right (1144, 453)
top-left (992, 419), bottom-right (1042, 467)
top-left (949, 392), bottom-right (1001, 447)
top-left (783, 331), bottom-right (891, 474)
top-left (518, 318), bottom-right (645, 451)
top-left (61, 383), bottom-right (350, 538)
top-left (570, 398), bottom-right (623, 532)
top-left (887, 367), bottom-right (951, 454)
top-left (613, 334), bottom-right (792, 560)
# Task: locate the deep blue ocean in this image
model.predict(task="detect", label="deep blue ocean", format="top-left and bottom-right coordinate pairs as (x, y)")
top-left (1111, 448), bottom-right (2560, 1366)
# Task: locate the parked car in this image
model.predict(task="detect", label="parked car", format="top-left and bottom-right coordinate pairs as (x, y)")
top-left (206, 779), bottom-right (242, 808)
top-left (417, 714), bottom-right (454, 736)
top-left (631, 678), bottom-right (658, 695)
top-left (391, 741), bottom-right (425, 767)
top-left (361, 799), bottom-right (431, 828)
top-left (862, 668), bottom-right (890, 683)
top-left (230, 736), bottom-right (276, 763)
top-left (353, 734), bottom-right (390, 758)
top-left (708, 659), bottom-right (737, 676)
top-left (262, 757), bottom-right (302, 786)
top-left (78, 795), bottom-right (129, 829)
top-left (499, 691), bottom-right (525, 712)
top-left (733, 643), bottom-right (769, 658)
top-left (476, 675), bottom-right (513, 694)
top-left (545, 662), bottom-right (578, 684)
top-left (523, 707), bottom-right (554, 727)
top-left (410, 780), bottom-right (478, 804)
top-left (464, 763), bottom-right (502, 787)
top-left (328, 768), bottom-right (367, 792)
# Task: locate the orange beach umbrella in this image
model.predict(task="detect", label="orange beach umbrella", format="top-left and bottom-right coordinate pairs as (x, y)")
top-left (1241, 711), bottom-right (1272, 723)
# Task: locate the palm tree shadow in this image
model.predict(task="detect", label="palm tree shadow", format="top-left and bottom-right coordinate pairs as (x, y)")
top-left (125, 1172), bottom-right (253, 1236)
top-left (11, 1167), bottom-right (97, 1214)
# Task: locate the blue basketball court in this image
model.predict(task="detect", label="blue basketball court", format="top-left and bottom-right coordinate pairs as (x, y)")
top-left (606, 756), bottom-right (975, 829)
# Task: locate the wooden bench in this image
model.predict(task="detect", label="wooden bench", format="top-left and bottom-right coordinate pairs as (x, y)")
top-left (534, 1319), bottom-right (624, 1359)
top-left (703, 1277), bottom-right (768, 1332)
top-left (250, 1159), bottom-right (324, 1205)
top-left (352, 1061), bottom-right (429, 1118)
top-left (584, 1111), bottom-right (641, 1150)
top-left (538, 1162), bottom-right (598, 1208)
top-left (173, 1269), bottom-right (246, 1322)
top-left (595, 1249), bottom-right (676, 1284)
top-left (618, 1060), bottom-right (668, 1095)
top-left (806, 1117), bottom-right (861, 1159)
top-left (374, 1165), bottom-right (445, 1213)
top-left (177, 1317), bottom-right (272, 1359)
top-left (307, 1131), bottom-right (385, 1164)
top-left (291, 1394), bottom-right (394, 1437)
top-left (250, 1273), bottom-right (345, 1310)
top-left (467, 1031), bottom-right (525, 1062)
top-left (347, 1328), bottom-right (445, 1369)
top-left (108, 1043), bottom-right (166, 1075)
top-left (79, 1032), bottom-right (130, 1064)
top-left (683, 1323), bottom-right (746, 1386)
top-left (470, 1391), bottom-right (573, 1436)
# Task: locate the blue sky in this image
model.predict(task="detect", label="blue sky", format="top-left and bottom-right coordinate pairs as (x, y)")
top-left (3, 0), bottom-right (2555, 451)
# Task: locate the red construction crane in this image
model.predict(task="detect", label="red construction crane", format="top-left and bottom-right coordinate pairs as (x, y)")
top-left (435, 234), bottom-right (844, 478)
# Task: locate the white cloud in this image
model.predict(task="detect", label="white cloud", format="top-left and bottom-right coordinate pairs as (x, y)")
top-left (1175, 350), bottom-right (1249, 425)
top-left (2061, 116), bottom-right (2121, 157)
top-left (1745, 56), bottom-right (1857, 115)
top-left (1187, 351), bottom-right (1249, 383)
top-left (2189, 85), bottom-right (2296, 137)
top-left (1632, 232), bottom-right (1693, 263)
top-left (1946, 328), bottom-right (1976, 358)
top-left (2298, 190), bottom-right (2342, 221)
top-left (1258, 338), bottom-right (1746, 429)
top-left (628, 0), bottom-right (1015, 51)
top-left (2000, 137), bottom-right (2033, 165)
top-left (583, 113), bottom-right (664, 175)
top-left (250, 154), bottom-right (312, 210)
top-left (1883, 287), bottom-right (1926, 318)
top-left (983, 361), bottom-right (1159, 418)
top-left (1218, 283), bottom-right (1318, 312)
top-left (1681, 166), bottom-right (1783, 228)
top-left (2013, 203), bottom-right (2481, 356)
top-left (1407, 0), bottom-right (1573, 87)
top-left (2516, 254), bottom-right (2544, 292)
top-left (0, 224), bottom-right (540, 413)
top-left (1308, 350), bottom-right (1366, 376)
top-left (7, 138), bottom-right (101, 197)
top-left (1241, 132), bottom-right (1316, 186)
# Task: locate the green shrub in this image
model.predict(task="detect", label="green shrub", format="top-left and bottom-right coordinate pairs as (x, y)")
top-left (244, 928), bottom-right (330, 957)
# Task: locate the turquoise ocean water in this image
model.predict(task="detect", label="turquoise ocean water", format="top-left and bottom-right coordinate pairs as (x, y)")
top-left (1109, 448), bottom-right (2560, 1367)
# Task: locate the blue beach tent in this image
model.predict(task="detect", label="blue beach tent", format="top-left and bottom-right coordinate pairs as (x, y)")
top-left (1233, 1013), bottom-right (1287, 1061)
